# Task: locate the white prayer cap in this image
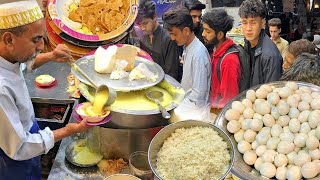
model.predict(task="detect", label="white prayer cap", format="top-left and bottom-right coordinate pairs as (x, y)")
top-left (0, 1), bottom-right (44, 29)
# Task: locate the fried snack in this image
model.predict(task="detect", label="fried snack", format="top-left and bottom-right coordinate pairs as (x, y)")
top-left (97, 158), bottom-right (128, 176)
top-left (68, 0), bottom-right (130, 35)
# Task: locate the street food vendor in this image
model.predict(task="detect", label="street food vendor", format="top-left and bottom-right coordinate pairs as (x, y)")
top-left (0, 1), bottom-right (90, 179)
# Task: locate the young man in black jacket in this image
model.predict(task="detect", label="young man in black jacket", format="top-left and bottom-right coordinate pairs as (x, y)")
top-left (136, 0), bottom-right (180, 80)
top-left (239, 0), bottom-right (283, 87)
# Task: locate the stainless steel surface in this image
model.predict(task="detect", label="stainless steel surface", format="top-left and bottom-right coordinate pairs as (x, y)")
top-left (79, 75), bottom-right (185, 129)
top-left (214, 81), bottom-right (320, 180)
top-left (65, 140), bottom-right (102, 167)
top-left (148, 120), bottom-right (235, 180)
top-left (24, 61), bottom-right (73, 102)
top-left (71, 54), bottom-right (165, 91)
top-left (146, 91), bottom-right (171, 119)
top-left (48, 119), bottom-right (164, 180)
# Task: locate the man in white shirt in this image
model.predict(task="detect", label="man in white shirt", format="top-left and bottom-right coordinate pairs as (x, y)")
top-left (0, 1), bottom-right (90, 179)
top-left (162, 8), bottom-right (211, 122)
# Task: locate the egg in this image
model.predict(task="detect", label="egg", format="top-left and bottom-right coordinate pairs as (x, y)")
top-left (254, 157), bottom-right (264, 171)
top-left (287, 95), bottom-right (299, 108)
top-left (301, 93), bottom-right (313, 104)
top-left (262, 150), bottom-right (277, 163)
top-left (308, 110), bottom-right (320, 128)
top-left (299, 86), bottom-right (312, 94)
top-left (261, 84), bottom-right (273, 92)
top-left (277, 115), bottom-right (290, 127)
top-left (256, 88), bottom-right (269, 99)
top-left (260, 127), bottom-right (271, 134)
top-left (277, 141), bottom-right (295, 154)
top-left (301, 162), bottom-right (319, 179)
top-left (299, 122), bottom-right (311, 134)
top-left (294, 152), bottom-right (311, 167)
top-left (311, 98), bottom-right (320, 110)
top-left (260, 162), bottom-right (276, 178)
top-left (286, 82), bottom-right (299, 91)
top-left (241, 119), bottom-right (251, 130)
top-left (308, 129), bottom-right (316, 137)
top-left (256, 132), bottom-right (271, 145)
top-left (288, 107), bottom-right (300, 118)
top-left (276, 166), bottom-right (287, 180)
top-left (293, 133), bottom-right (308, 147)
top-left (309, 149), bottom-right (320, 160)
top-left (315, 125), bottom-right (320, 140)
top-left (250, 118), bottom-right (263, 131)
top-left (306, 136), bottom-right (319, 150)
top-left (298, 110), bottom-right (310, 123)
top-left (279, 87), bottom-right (293, 99)
top-left (271, 106), bottom-right (281, 120)
top-left (234, 129), bottom-right (245, 143)
top-left (287, 151), bottom-right (298, 164)
top-left (271, 124), bottom-right (283, 137)
top-left (251, 140), bottom-right (259, 150)
top-left (256, 145), bottom-right (267, 157)
top-left (298, 101), bottom-right (310, 111)
top-left (253, 113), bottom-right (263, 120)
top-left (277, 101), bottom-right (290, 116)
top-left (244, 129), bottom-right (257, 143)
top-left (242, 99), bottom-right (253, 108)
top-left (279, 132), bottom-right (295, 142)
top-left (274, 153), bottom-right (288, 167)
top-left (311, 92), bottom-right (320, 98)
top-left (262, 114), bottom-right (275, 127)
top-left (231, 101), bottom-right (246, 114)
top-left (237, 140), bottom-right (252, 153)
top-left (243, 150), bottom-right (257, 165)
top-left (227, 120), bottom-right (241, 133)
top-left (289, 118), bottom-right (300, 133)
top-left (225, 109), bottom-right (241, 121)
top-left (243, 108), bottom-right (255, 119)
top-left (246, 90), bottom-right (256, 102)
top-left (286, 166), bottom-right (302, 180)
top-left (266, 137), bottom-right (280, 150)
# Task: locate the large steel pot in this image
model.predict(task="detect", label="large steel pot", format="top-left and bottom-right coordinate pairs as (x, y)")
top-left (148, 120), bottom-right (235, 180)
top-left (215, 81), bottom-right (320, 180)
top-left (79, 75), bottom-right (185, 129)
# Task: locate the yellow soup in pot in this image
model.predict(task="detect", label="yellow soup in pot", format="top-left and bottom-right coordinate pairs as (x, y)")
top-left (111, 86), bottom-right (173, 111)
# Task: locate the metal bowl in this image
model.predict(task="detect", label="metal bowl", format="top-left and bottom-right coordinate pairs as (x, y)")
top-left (215, 81), bottom-right (320, 180)
top-left (148, 120), bottom-right (235, 180)
top-left (65, 140), bottom-right (102, 167)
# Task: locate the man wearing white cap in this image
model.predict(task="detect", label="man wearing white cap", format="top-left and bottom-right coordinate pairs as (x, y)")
top-left (0, 1), bottom-right (90, 179)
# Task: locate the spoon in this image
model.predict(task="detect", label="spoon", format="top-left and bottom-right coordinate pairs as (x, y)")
top-left (146, 90), bottom-right (171, 119)
top-left (70, 63), bottom-right (116, 105)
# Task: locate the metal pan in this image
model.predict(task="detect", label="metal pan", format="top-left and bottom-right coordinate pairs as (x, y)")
top-left (65, 140), bottom-right (102, 167)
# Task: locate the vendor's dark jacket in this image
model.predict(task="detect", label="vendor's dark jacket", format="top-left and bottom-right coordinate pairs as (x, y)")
top-left (140, 25), bottom-right (180, 80)
top-left (244, 30), bottom-right (283, 87)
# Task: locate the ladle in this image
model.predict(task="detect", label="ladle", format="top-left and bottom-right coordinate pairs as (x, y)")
top-left (146, 90), bottom-right (171, 119)
top-left (70, 63), bottom-right (116, 105)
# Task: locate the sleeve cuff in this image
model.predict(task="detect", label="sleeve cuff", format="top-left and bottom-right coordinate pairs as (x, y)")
top-left (38, 127), bottom-right (54, 154)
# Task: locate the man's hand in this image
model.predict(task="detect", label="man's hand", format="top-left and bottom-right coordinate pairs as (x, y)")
top-left (49, 44), bottom-right (73, 63)
top-left (53, 120), bottom-right (92, 142)
top-left (65, 120), bottom-right (91, 134)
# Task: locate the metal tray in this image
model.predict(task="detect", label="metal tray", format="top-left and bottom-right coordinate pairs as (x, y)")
top-left (71, 54), bottom-right (164, 92)
top-left (214, 81), bottom-right (320, 180)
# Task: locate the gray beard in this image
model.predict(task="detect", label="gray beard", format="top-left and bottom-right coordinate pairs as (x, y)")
top-left (25, 51), bottom-right (40, 72)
